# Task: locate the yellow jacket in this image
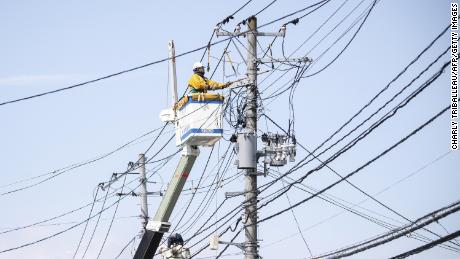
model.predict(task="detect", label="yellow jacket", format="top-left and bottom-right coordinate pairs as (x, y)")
top-left (188, 73), bottom-right (225, 93)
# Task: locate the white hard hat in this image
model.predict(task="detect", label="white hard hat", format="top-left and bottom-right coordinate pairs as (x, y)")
top-left (192, 62), bottom-right (205, 70)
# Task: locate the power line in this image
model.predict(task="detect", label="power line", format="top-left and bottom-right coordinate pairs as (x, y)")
top-left (258, 56), bottom-right (450, 197)
top-left (80, 182), bottom-right (112, 258)
top-left (257, 0), bottom-right (352, 93)
top-left (260, 0), bottom-right (377, 102)
top-left (0, 39), bottom-right (231, 107)
top-left (0, 183), bottom-right (122, 254)
top-left (72, 186), bottom-right (101, 259)
top-left (201, 0), bottom-right (254, 62)
top-left (0, 0), bottom-right (338, 108)
top-left (259, 104), bottom-right (450, 226)
top-left (280, 178), bottom-right (314, 256)
top-left (261, 57), bottom-right (449, 191)
top-left (316, 199), bottom-right (460, 258)
top-left (183, 78), bottom-right (450, 256)
top-left (259, 0), bottom-right (374, 99)
top-left (95, 175), bottom-right (127, 259)
top-left (115, 236), bottom-right (137, 259)
top-left (389, 230), bottom-right (460, 259)
top-left (262, 113), bottom-right (460, 249)
top-left (169, 146), bottom-right (215, 234)
top-left (178, 146), bottom-right (235, 235)
top-left (258, 0), bottom-right (331, 29)
top-left (253, 0), bottom-right (278, 17)
top-left (0, 123), bottom-right (170, 196)
top-left (190, 216), bottom-right (242, 258)
top-left (298, 24), bottom-right (450, 160)
top-left (0, 147), bottom-right (175, 255)
top-left (305, 0), bottom-right (377, 77)
top-left (265, 170), bottom-right (460, 253)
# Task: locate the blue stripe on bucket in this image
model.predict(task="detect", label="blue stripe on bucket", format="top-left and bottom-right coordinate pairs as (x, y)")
top-left (181, 128), bottom-right (223, 141)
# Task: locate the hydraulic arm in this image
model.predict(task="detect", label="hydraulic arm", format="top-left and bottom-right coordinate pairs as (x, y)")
top-left (134, 145), bottom-right (199, 259)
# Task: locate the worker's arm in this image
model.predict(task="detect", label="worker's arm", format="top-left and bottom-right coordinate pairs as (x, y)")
top-left (207, 79), bottom-right (230, 90)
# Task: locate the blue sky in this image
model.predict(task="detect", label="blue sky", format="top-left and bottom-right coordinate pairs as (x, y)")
top-left (0, 0), bottom-right (458, 258)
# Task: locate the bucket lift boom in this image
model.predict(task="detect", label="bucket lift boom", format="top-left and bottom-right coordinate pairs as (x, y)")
top-left (134, 41), bottom-right (223, 259)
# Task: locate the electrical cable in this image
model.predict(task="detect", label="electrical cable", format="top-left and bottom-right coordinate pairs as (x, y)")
top-left (259, 104), bottom-right (450, 226)
top-left (296, 24), bottom-right (450, 162)
top-left (0, 179), bottom-right (129, 254)
top-left (80, 182), bottom-right (111, 259)
top-left (280, 178), bottom-right (314, 256)
top-left (257, 63), bottom-right (449, 224)
top-left (169, 146), bottom-right (215, 234)
top-left (114, 236), bottom-right (137, 259)
top-left (305, 0), bottom-right (376, 77)
top-left (257, 0), bottom-right (351, 93)
top-left (0, 124), bottom-right (169, 196)
top-left (265, 170), bottom-right (460, 253)
top-left (177, 146), bottom-right (234, 235)
top-left (258, 0), bottom-right (331, 29)
top-left (95, 175), bottom-right (127, 259)
top-left (260, 0), bottom-right (376, 102)
top-left (254, 0), bottom-right (277, 17)
top-left (258, 58), bottom-right (450, 198)
top-left (201, 0), bottom-right (253, 63)
top-left (262, 112), bottom-right (459, 249)
top-left (389, 230), bottom-right (460, 259)
top-left (315, 199), bottom-right (460, 259)
top-left (0, 38), bottom-right (235, 107)
top-left (0, 129), bottom-right (176, 254)
top-left (72, 186), bottom-right (101, 259)
top-left (214, 228), bottom-right (243, 259)
top-left (0, 0), bottom-right (367, 107)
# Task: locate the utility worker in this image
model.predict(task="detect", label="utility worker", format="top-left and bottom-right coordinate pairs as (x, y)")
top-left (188, 62), bottom-right (231, 93)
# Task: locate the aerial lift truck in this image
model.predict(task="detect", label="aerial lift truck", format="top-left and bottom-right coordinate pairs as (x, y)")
top-left (134, 41), bottom-right (224, 259)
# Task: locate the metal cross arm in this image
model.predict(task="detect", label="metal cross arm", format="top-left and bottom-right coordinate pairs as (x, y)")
top-left (215, 25), bottom-right (286, 38)
top-left (257, 57), bottom-right (312, 64)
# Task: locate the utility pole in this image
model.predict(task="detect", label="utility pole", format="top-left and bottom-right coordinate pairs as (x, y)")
top-left (244, 16), bottom-right (258, 259)
top-left (139, 153), bottom-right (149, 233)
top-left (216, 15), bottom-right (291, 259)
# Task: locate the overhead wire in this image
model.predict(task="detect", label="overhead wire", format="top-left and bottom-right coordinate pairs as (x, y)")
top-left (177, 145), bottom-right (234, 235)
top-left (305, 0), bottom-right (377, 77)
top-left (257, 64), bottom-right (450, 229)
top-left (0, 178), bottom-right (129, 254)
top-left (0, 0), bottom-right (359, 108)
top-left (0, 38), bottom-right (234, 107)
top-left (260, 0), bottom-right (376, 101)
top-left (0, 128), bottom-right (176, 254)
top-left (265, 169), bottom-right (460, 252)
top-left (258, 104), bottom-right (451, 227)
top-left (0, 124), bottom-right (169, 196)
top-left (95, 175), bottom-right (128, 259)
top-left (247, 61), bottom-right (450, 227)
top-left (200, 0), bottom-right (254, 62)
top-left (315, 199), bottom-right (460, 259)
top-left (72, 186), bottom-right (101, 259)
top-left (258, 51), bottom-right (451, 198)
top-left (389, 230), bottom-right (460, 259)
top-left (262, 113), bottom-right (459, 249)
top-left (279, 176), bottom-right (314, 256)
top-left (114, 236), bottom-right (137, 259)
top-left (80, 179), bottom-right (112, 259)
top-left (258, 0), bottom-right (369, 101)
top-left (298, 24), bottom-right (450, 160)
top-left (258, 0), bottom-right (331, 29)
top-left (169, 146), bottom-right (216, 234)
